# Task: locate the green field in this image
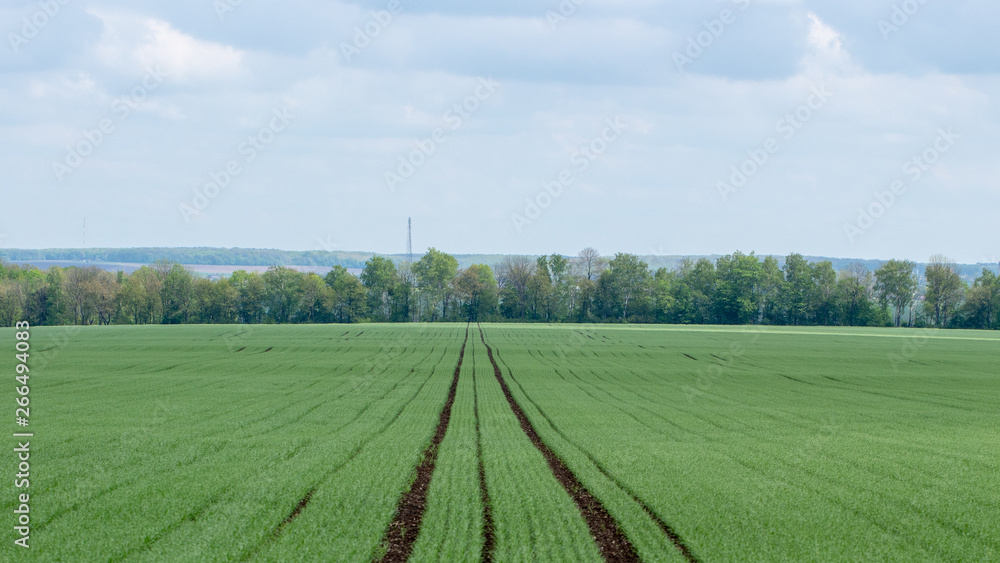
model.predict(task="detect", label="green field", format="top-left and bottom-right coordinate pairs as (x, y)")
top-left (2, 323), bottom-right (998, 561)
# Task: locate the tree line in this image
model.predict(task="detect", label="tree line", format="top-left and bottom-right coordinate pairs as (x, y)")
top-left (1, 249), bottom-right (997, 330)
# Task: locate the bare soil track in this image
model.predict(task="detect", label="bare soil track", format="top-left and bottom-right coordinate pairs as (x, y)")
top-left (273, 488), bottom-right (315, 537)
top-left (477, 325), bottom-right (640, 563)
top-left (495, 351), bottom-right (700, 563)
top-left (377, 326), bottom-right (469, 563)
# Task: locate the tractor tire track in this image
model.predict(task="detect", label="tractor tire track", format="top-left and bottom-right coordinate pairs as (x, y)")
top-left (377, 325), bottom-right (469, 563)
top-left (274, 488), bottom-right (315, 534)
top-left (499, 360), bottom-right (700, 562)
top-left (477, 325), bottom-right (639, 563)
top-left (239, 345), bottom-right (448, 562)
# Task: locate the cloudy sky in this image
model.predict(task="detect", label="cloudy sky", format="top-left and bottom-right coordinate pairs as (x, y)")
top-left (2, 0), bottom-right (998, 264)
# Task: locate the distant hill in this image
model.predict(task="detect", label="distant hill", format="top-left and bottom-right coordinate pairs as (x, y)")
top-left (2, 247), bottom-right (996, 281)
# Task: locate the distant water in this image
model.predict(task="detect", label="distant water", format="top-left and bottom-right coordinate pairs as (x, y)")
top-left (8, 261), bottom-right (362, 278)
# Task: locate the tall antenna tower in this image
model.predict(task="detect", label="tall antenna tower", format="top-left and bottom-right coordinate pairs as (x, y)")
top-left (406, 217), bottom-right (413, 265)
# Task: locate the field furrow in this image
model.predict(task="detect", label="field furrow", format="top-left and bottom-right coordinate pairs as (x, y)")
top-left (478, 325), bottom-right (641, 563)
top-left (377, 326), bottom-right (469, 562)
top-left (409, 335), bottom-right (489, 562)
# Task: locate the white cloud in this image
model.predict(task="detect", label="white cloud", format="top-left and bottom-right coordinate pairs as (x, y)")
top-left (801, 12), bottom-right (855, 77)
top-left (807, 12), bottom-right (843, 55)
top-left (89, 10), bottom-right (245, 82)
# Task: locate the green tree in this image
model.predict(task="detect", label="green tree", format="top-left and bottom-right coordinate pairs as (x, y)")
top-left (875, 259), bottom-right (918, 327)
top-left (961, 269), bottom-right (1000, 330)
top-left (454, 264), bottom-right (498, 321)
top-left (811, 261), bottom-right (838, 326)
top-left (92, 269), bottom-right (120, 325)
top-left (496, 256), bottom-right (534, 320)
top-left (548, 254), bottom-right (572, 321)
top-left (161, 264), bottom-right (193, 324)
top-left (413, 248), bottom-right (459, 321)
top-left (8, 266), bottom-right (47, 326)
top-left (924, 255), bottom-right (965, 327)
top-left (262, 266), bottom-right (303, 323)
top-left (230, 270), bottom-right (265, 324)
top-left (605, 253), bottom-right (651, 321)
top-left (652, 267), bottom-right (677, 323)
top-left (361, 256), bottom-right (397, 322)
top-left (297, 273), bottom-right (330, 323)
top-left (0, 280), bottom-right (23, 327)
top-left (325, 266), bottom-right (366, 323)
top-left (190, 277), bottom-right (238, 324)
top-left (714, 251), bottom-right (761, 324)
top-left (43, 267), bottom-right (68, 325)
top-left (527, 256), bottom-right (553, 321)
top-left (673, 258), bottom-right (716, 324)
top-left (390, 278), bottom-right (414, 322)
top-left (836, 264), bottom-right (878, 327)
top-left (121, 266), bottom-right (163, 324)
top-left (755, 256), bottom-right (785, 324)
top-left (65, 266), bottom-right (108, 325)
top-left (781, 253), bottom-right (815, 325)
top-left (572, 276), bottom-right (595, 322)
